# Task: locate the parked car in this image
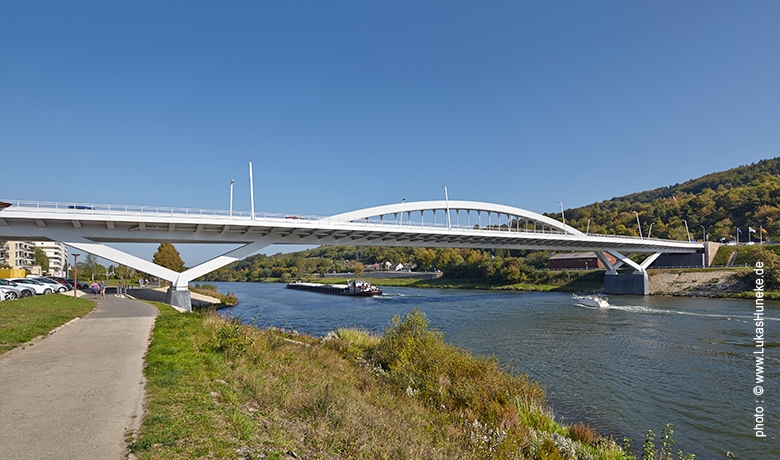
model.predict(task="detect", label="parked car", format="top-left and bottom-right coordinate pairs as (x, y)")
top-left (0, 286), bottom-right (16, 300)
top-left (48, 276), bottom-right (74, 287)
top-left (63, 279), bottom-right (90, 289)
top-left (28, 277), bottom-right (70, 293)
top-left (0, 286), bottom-right (16, 302)
top-left (9, 278), bottom-right (52, 295)
top-left (0, 281), bottom-right (30, 299)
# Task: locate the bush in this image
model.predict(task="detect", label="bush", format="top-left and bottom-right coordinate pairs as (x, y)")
top-left (371, 310), bottom-right (552, 443)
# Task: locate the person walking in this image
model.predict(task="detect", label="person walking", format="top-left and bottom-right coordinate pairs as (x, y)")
top-left (99, 280), bottom-right (106, 299)
top-left (91, 282), bottom-right (99, 299)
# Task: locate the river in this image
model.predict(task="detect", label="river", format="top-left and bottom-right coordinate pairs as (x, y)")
top-left (212, 281), bottom-right (779, 458)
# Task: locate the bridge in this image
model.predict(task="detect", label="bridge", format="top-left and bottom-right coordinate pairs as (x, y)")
top-left (0, 199), bottom-right (703, 309)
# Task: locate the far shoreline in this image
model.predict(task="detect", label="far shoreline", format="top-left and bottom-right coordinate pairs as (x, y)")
top-left (202, 267), bottom-right (780, 302)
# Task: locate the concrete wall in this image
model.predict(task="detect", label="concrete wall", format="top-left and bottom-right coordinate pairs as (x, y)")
top-left (651, 253), bottom-right (706, 268)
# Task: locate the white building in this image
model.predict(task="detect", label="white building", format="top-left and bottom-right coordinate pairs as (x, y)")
top-left (34, 241), bottom-right (68, 276)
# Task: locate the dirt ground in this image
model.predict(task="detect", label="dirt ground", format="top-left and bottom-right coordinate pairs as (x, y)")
top-left (648, 269), bottom-right (747, 296)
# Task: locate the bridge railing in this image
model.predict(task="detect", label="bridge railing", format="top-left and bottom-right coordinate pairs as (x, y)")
top-left (0, 200), bottom-right (323, 223)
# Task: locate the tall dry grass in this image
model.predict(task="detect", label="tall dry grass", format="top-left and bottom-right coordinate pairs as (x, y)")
top-left (133, 304), bottom-right (631, 459)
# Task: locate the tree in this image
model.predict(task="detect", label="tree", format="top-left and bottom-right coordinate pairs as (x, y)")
top-left (746, 247), bottom-right (780, 290)
top-left (78, 254), bottom-right (105, 281)
top-left (34, 247), bottom-right (50, 273)
top-left (152, 243), bottom-right (185, 272)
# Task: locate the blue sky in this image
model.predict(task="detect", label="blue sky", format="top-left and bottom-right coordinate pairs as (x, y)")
top-left (2, 1), bottom-right (779, 265)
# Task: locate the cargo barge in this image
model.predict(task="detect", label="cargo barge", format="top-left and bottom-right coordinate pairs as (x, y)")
top-left (286, 279), bottom-right (383, 296)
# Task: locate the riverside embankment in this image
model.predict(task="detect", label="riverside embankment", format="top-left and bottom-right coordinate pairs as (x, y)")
top-left (215, 281), bottom-right (780, 459)
top-left (312, 267), bottom-right (762, 298)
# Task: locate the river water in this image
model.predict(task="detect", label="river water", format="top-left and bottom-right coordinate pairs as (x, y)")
top-left (213, 282), bottom-right (779, 458)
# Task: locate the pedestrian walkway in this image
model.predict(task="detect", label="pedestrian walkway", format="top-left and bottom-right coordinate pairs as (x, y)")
top-left (0, 292), bottom-right (158, 459)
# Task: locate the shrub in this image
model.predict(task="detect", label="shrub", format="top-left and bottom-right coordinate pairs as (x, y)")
top-left (323, 328), bottom-right (380, 361)
top-left (371, 309), bottom-right (550, 436)
top-left (568, 421), bottom-right (599, 445)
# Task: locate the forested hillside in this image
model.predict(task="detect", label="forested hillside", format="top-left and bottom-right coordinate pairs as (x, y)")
top-left (199, 245), bottom-right (554, 285)
top-left (552, 157), bottom-right (780, 241)
top-left (200, 158), bottom-right (780, 283)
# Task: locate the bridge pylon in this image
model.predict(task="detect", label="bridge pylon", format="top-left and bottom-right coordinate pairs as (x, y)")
top-left (596, 251), bottom-right (662, 295)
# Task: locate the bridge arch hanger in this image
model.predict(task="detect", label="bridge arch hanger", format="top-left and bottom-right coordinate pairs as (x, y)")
top-left (327, 200), bottom-right (585, 236)
top-left (327, 200), bottom-right (662, 281)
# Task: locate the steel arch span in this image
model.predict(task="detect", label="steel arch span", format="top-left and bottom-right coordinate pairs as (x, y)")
top-left (327, 200), bottom-right (585, 235)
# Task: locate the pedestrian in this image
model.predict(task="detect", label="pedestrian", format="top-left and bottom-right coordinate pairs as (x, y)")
top-left (99, 280), bottom-right (106, 299)
top-left (91, 282), bottom-right (99, 299)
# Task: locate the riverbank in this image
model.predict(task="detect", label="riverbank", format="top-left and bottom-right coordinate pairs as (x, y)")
top-left (123, 285), bottom-right (234, 310)
top-left (130, 303), bottom-right (642, 459)
top-left (297, 267), bottom-right (780, 299)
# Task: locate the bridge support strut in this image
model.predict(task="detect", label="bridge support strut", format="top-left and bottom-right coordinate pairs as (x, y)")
top-left (596, 251), bottom-right (662, 296)
top-left (64, 239), bottom-right (269, 311)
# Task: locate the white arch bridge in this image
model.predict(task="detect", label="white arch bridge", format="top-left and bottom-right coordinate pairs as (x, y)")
top-left (0, 199), bottom-right (703, 309)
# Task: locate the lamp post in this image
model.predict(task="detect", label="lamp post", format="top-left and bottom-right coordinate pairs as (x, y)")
top-left (400, 198), bottom-right (406, 226)
top-left (73, 253), bottom-right (80, 299)
top-left (586, 217), bottom-right (591, 235)
top-left (701, 225), bottom-right (706, 242)
top-left (442, 186), bottom-right (451, 229)
top-left (681, 219), bottom-right (691, 242)
top-left (557, 201), bottom-right (567, 234)
top-left (229, 179), bottom-right (234, 218)
top-left (647, 222), bottom-right (655, 239)
top-left (634, 211), bottom-right (643, 239)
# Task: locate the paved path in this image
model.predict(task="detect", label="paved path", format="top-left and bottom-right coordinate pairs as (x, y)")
top-left (0, 293), bottom-right (158, 459)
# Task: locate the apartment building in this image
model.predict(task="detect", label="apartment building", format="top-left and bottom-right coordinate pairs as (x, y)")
top-left (0, 240), bottom-right (68, 276)
top-left (0, 240), bottom-right (37, 271)
top-left (34, 241), bottom-right (68, 276)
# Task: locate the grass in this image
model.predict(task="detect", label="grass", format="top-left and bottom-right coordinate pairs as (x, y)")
top-left (0, 294), bottom-right (96, 354)
top-left (131, 306), bottom-right (632, 459)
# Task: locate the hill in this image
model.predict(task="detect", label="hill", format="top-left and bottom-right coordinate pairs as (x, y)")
top-left (552, 157), bottom-right (780, 242)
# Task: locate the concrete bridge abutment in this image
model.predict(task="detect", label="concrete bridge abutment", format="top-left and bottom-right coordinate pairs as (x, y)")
top-left (603, 272), bottom-right (650, 296)
top-left (166, 287), bottom-right (193, 312)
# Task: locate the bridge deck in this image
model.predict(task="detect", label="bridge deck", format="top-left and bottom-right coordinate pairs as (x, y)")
top-left (0, 199), bottom-right (702, 253)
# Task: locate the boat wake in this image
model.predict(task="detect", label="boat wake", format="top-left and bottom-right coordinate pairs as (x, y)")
top-left (573, 303), bottom-right (605, 310)
top-left (375, 292), bottom-right (425, 299)
top-left (604, 305), bottom-right (780, 321)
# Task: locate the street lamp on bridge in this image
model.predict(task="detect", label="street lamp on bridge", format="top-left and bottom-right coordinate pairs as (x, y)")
top-left (442, 186), bottom-right (451, 229)
top-left (557, 201), bottom-right (566, 233)
top-left (229, 179), bottom-right (234, 218)
top-left (681, 219), bottom-right (691, 243)
top-left (634, 211), bottom-right (643, 239)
